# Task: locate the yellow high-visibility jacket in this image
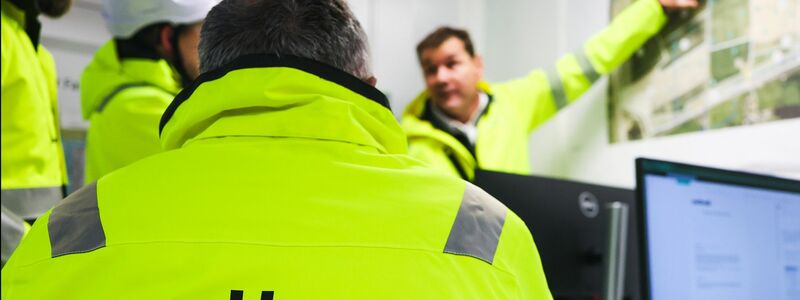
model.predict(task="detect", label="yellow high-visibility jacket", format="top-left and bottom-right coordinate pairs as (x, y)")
top-left (1, 0), bottom-right (67, 219)
top-left (402, 0), bottom-right (667, 180)
top-left (81, 40), bottom-right (180, 183)
top-left (2, 55), bottom-right (552, 299)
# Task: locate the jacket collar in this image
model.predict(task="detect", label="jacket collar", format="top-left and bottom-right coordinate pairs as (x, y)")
top-left (402, 80), bottom-right (493, 121)
top-left (80, 40), bottom-right (180, 119)
top-left (3, 0), bottom-right (40, 48)
top-left (400, 81), bottom-right (493, 151)
top-left (159, 54), bottom-right (405, 154)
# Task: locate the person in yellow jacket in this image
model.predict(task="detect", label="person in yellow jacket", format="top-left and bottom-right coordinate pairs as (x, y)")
top-left (2, 0), bottom-right (552, 298)
top-left (81, 0), bottom-right (218, 183)
top-left (1, 0), bottom-right (72, 223)
top-left (402, 0), bottom-right (699, 181)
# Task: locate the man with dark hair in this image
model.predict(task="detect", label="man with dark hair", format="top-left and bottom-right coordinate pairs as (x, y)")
top-left (1, 0), bottom-right (73, 266)
top-left (2, 0), bottom-right (551, 298)
top-left (403, 0), bottom-right (699, 181)
top-left (80, 0), bottom-right (217, 183)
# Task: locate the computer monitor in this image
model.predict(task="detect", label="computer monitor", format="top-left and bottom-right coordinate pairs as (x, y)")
top-left (474, 170), bottom-right (641, 300)
top-left (636, 158), bottom-right (800, 300)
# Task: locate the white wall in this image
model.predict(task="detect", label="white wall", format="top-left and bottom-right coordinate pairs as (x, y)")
top-left (484, 0), bottom-right (800, 188)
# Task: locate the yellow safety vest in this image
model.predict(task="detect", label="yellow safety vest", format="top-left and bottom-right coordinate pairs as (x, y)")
top-left (402, 0), bottom-right (668, 181)
top-left (1, 0), bottom-right (67, 219)
top-left (81, 40), bottom-right (180, 183)
top-left (2, 55), bottom-right (552, 299)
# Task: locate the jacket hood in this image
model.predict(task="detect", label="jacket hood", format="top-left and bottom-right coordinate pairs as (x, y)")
top-left (80, 40), bottom-right (180, 120)
top-left (159, 54), bottom-right (406, 154)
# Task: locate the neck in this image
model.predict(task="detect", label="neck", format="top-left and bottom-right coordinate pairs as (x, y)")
top-left (115, 39), bottom-right (162, 60)
top-left (453, 93), bottom-right (480, 124)
top-left (8, 0), bottom-right (42, 48)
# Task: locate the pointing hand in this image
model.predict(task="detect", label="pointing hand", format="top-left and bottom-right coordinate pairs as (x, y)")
top-left (659, 0), bottom-right (700, 10)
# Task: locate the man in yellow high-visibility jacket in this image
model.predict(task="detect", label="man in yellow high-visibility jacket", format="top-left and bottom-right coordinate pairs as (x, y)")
top-left (1, 0), bottom-right (72, 266)
top-left (403, 0), bottom-right (699, 181)
top-left (81, 0), bottom-right (217, 183)
top-left (2, 0), bottom-right (552, 298)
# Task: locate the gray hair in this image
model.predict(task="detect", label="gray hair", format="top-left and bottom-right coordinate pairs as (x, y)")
top-left (198, 0), bottom-right (371, 80)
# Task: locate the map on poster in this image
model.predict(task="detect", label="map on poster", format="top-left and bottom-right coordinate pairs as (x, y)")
top-left (609, 0), bottom-right (800, 143)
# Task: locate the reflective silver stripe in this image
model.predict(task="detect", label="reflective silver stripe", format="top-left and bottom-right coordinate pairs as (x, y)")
top-left (1, 187), bottom-right (64, 220)
top-left (575, 52), bottom-right (600, 83)
top-left (2, 205), bottom-right (28, 266)
top-left (48, 182), bottom-right (106, 257)
top-left (444, 183), bottom-right (507, 264)
top-left (96, 82), bottom-right (151, 112)
top-left (546, 68), bottom-right (568, 110)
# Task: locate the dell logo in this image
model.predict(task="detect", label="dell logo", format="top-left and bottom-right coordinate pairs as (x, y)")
top-left (578, 192), bottom-right (600, 218)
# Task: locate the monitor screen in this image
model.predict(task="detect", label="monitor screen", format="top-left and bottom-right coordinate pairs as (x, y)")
top-left (637, 159), bottom-right (800, 300)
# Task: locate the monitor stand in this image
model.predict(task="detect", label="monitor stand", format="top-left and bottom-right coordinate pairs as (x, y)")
top-left (603, 202), bottom-right (629, 300)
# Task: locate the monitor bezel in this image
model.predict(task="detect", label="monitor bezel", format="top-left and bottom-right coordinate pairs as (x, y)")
top-left (635, 157), bottom-right (800, 300)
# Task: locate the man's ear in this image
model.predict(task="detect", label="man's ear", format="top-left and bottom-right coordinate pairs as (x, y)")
top-left (365, 76), bottom-right (377, 87)
top-left (159, 25), bottom-right (175, 58)
top-left (474, 54), bottom-right (484, 74)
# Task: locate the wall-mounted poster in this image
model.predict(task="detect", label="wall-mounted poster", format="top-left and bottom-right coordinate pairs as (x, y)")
top-left (609, 0), bottom-right (800, 143)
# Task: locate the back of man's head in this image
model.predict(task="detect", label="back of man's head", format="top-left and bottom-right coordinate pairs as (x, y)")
top-left (199, 0), bottom-right (371, 80)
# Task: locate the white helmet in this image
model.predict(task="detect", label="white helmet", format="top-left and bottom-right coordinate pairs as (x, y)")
top-left (102, 0), bottom-right (220, 38)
